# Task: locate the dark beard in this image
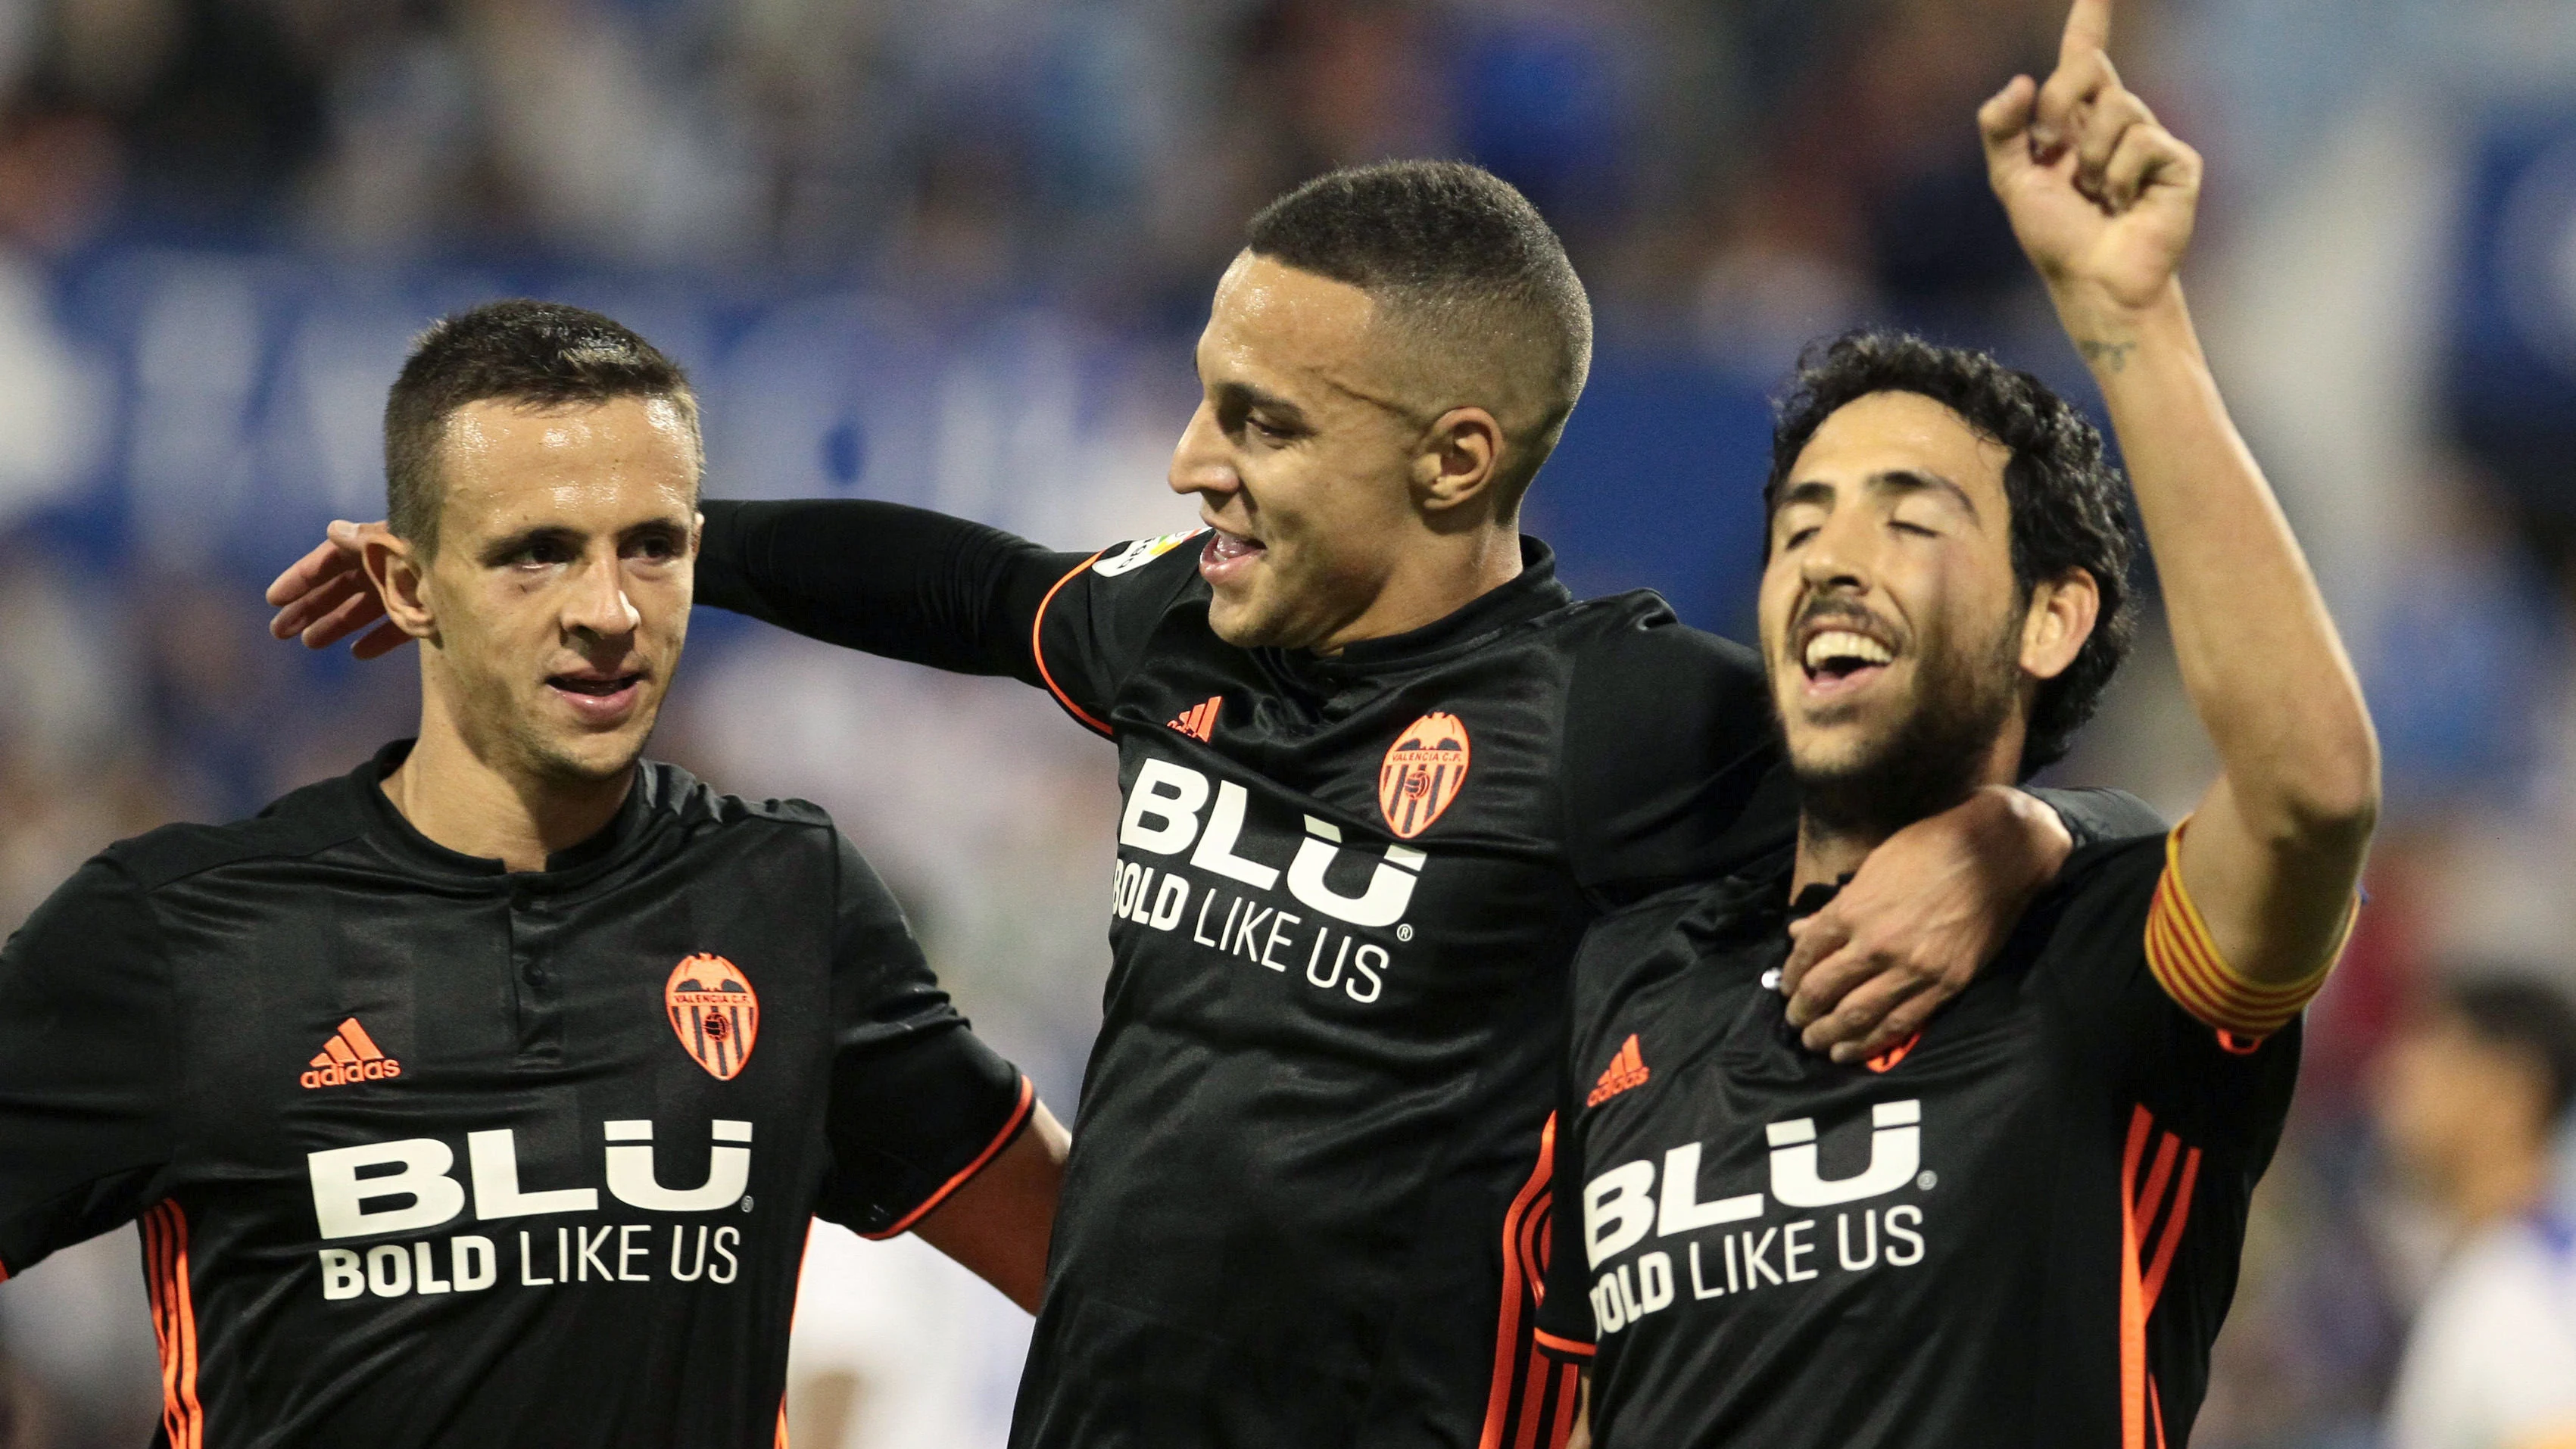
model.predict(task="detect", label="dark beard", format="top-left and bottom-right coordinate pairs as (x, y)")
top-left (1788, 625), bottom-right (2022, 845)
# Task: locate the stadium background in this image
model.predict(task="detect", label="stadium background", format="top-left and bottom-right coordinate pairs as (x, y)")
top-left (0, 0), bottom-right (2571, 1444)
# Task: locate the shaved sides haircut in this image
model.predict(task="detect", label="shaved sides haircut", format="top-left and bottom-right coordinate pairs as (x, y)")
top-left (385, 299), bottom-right (700, 556)
top-left (1247, 160), bottom-right (1592, 503)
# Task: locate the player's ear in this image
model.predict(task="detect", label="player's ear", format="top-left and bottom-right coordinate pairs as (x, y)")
top-left (363, 525), bottom-right (441, 642)
top-left (1412, 406), bottom-right (1504, 517)
top-left (2019, 566), bottom-right (2100, 682)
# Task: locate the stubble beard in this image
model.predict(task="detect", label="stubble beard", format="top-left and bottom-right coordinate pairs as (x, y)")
top-left (1786, 618), bottom-right (2024, 847)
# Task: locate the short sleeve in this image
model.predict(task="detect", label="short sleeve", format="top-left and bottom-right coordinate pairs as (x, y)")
top-left (0, 855), bottom-right (178, 1278)
top-left (1028, 528), bottom-right (1208, 736)
top-left (2027, 786), bottom-right (2167, 849)
top-left (2035, 833), bottom-right (2314, 1152)
top-left (1559, 609), bottom-right (1792, 905)
top-left (815, 835), bottom-right (1032, 1239)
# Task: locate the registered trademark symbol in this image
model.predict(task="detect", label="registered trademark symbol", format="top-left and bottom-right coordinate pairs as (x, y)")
top-left (1396, 925), bottom-right (1414, 942)
top-left (741, 1196), bottom-right (755, 1212)
top-left (1916, 1171), bottom-right (1937, 1191)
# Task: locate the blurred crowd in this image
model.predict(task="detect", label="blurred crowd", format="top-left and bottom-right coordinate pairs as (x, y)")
top-left (2, 0), bottom-right (2576, 1446)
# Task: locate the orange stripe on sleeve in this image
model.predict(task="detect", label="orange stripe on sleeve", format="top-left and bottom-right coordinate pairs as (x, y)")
top-left (863, 1075), bottom-right (1037, 1241)
top-left (2141, 822), bottom-right (2349, 1040)
top-left (1531, 1328), bottom-right (1596, 1359)
top-left (1031, 553), bottom-right (1114, 737)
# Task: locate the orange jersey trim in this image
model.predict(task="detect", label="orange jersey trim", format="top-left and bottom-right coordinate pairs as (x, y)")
top-left (2142, 822), bottom-right (2348, 1040)
top-left (1477, 1114), bottom-right (1562, 1449)
top-left (1531, 1327), bottom-right (1595, 1359)
top-left (1031, 552), bottom-right (1114, 737)
top-left (142, 1200), bottom-right (205, 1449)
top-left (863, 1075), bottom-right (1037, 1241)
top-left (2119, 1105), bottom-right (2202, 1449)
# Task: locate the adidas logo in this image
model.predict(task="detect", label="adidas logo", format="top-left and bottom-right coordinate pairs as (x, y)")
top-left (1586, 1033), bottom-right (1650, 1106)
top-left (301, 1017), bottom-right (401, 1089)
top-left (1168, 694), bottom-right (1221, 743)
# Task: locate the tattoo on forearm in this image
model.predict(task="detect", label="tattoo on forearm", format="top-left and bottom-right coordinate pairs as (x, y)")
top-left (2078, 340), bottom-right (2135, 372)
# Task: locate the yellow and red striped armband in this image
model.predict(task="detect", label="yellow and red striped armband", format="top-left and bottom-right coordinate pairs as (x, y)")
top-left (2142, 824), bottom-right (2349, 1042)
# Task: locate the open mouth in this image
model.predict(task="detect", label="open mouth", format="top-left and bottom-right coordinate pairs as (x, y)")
top-left (1796, 623), bottom-right (1896, 699)
top-left (547, 671), bottom-right (647, 722)
top-left (1199, 528), bottom-right (1266, 586)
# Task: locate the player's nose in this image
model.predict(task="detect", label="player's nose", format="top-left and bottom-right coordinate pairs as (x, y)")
top-left (1168, 402), bottom-right (1237, 501)
top-left (1799, 513), bottom-right (1876, 594)
top-left (561, 550), bottom-right (641, 639)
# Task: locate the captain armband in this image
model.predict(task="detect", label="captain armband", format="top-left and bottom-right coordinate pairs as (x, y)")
top-left (2142, 823), bottom-right (2352, 1045)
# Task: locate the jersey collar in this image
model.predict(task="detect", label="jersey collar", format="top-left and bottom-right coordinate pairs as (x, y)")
top-left (346, 739), bottom-right (662, 887)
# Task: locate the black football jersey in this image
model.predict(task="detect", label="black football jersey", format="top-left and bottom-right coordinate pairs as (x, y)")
top-left (1539, 832), bottom-right (2304, 1449)
top-left (693, 499), bottom-right (2162, 1449)
top-left (0, 743), bottom-right (1031, 1448)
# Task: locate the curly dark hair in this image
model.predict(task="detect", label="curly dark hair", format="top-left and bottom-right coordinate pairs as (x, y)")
top-left (1764, 331), bottom-right (2138, 774)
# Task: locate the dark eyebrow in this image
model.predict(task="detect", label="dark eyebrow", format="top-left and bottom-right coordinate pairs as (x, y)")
top-left (479, 525), bottom-right (582, 566)
top-left (1868, 469), bottom-right (1979, 520)
top-left (1209, 379), bottom-right (1311, 428)
top-left (1777, 470), bottom-right (1981, 522)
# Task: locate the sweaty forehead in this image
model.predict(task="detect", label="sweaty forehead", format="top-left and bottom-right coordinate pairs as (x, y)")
top-left (1200, 253), bottom-right (1411, 404)
top-left (1790, 391), bottom-right (2012, 514)
top-left (438, 397), bottom-right (699, 536)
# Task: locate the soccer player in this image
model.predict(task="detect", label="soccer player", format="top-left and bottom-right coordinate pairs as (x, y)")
top-left (0, 301), bottom-right (1068, 1446)
top-left (265, 171), bottom-right (2158, 1446)
top-left (1538, 5), bottom-right (2380, 1444)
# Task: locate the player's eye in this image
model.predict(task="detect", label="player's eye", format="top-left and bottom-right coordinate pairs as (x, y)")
top-left (1891, 519), bottom-right (1938, 538)
top-left (1782, 524), bottom-right (1820, 550)
top-left (625, 531), bottom-right (682, 562)
top-left (508, 539), bottom-right (574, 568)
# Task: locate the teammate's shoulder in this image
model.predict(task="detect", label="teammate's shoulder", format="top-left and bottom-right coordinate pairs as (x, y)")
top-left (2056, 824), bottom-right (2172, 890)
top-left (646, 762), bottom-right (837, 837)
top-left (106, 773), bottom-right (370, 892)
top-left (1563, 591), bottom-right (1763, 678)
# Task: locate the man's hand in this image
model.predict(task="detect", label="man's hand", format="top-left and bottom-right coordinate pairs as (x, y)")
top-left (1780, 787), bottom-right (2072, 1062)
top-left (1979, 0), bottom-right (2200, 335)
top-left (267, 519), bottom-right (410, 658)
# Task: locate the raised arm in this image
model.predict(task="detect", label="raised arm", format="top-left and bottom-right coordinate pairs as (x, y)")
top-left (1982, 0), bottom-right (2378, 996)
top-left (268, 499), bottom-right (1088, 684)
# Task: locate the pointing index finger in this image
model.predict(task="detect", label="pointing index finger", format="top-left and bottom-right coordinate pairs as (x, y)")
top-left (2060, 0), bottom-right (2112, 64)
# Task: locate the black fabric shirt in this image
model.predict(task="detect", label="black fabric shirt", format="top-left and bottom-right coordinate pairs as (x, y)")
top-left (694, 497), bottom-right (2162, 1449)
top-left (0, 743), bottom-right (1030, 1448)
top-left (1538, 834), bottom-right (2300, 1449)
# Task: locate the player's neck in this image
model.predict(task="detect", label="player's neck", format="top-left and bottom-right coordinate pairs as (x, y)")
top-left (1314, 521), bottom-right (1523, 655)
top-left (383, 700), bottom-right (635, 873)
top-left (1791, 818), bottom-right (1887, 897)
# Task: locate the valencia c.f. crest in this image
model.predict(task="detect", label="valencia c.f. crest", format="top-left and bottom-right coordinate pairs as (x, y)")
top-left (666, 953), bottom-right (759, 1081)
top-left (1378, 711), bottom-right (1471, 840)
